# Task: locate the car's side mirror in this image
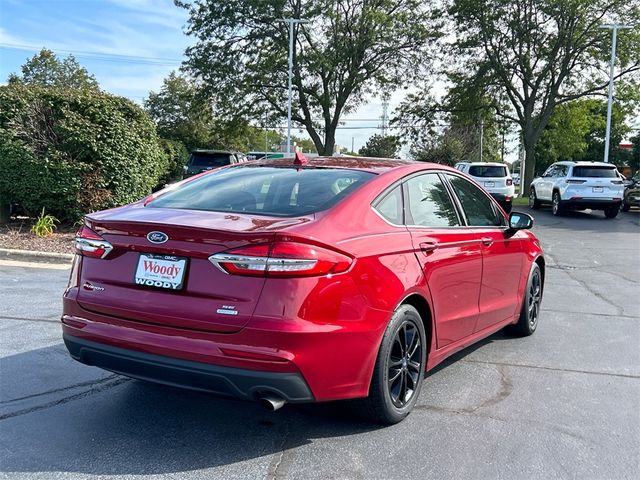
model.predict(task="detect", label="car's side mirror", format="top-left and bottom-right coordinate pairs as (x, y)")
top-left (508, 211), bottom-right (533, 230)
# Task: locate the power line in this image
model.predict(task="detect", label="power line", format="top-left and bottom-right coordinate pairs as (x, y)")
top-left (0, 43), bottom-right (182, 66)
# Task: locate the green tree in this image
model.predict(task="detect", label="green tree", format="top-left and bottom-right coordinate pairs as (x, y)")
top-left (446, 0), bottom-right (640, 191)
top-left (144, 72), bottom-right (214, 151)
top-left (7, 48), bottom-right (100, 91)
top-left (0, 84), bottom-right (169, 222)
top-left (535, 98), bottom-right (634, 173)
top-left (178, 0), bottom-right (435, 155)
top-left (359, 134), bottom-right (401, 158)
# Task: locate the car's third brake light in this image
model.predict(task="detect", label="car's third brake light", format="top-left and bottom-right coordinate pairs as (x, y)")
top-left (75, 225), bottom-right (113, 259)
top-left (209, 242), bottom-right (352, 277)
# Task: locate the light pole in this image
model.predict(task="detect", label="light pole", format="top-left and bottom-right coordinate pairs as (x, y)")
top-left (601, 24), bottom-right (631, 163)
top-left (279, 18), bottom-right (309, 156)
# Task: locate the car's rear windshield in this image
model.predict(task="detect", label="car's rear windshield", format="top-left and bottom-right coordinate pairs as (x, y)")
top-left (190, 153), bottom-right (232, 168)
top-left (468, 165), bottom-right (507, 177)
top-left (148, 166), bottom-right (376, 216)
top-left (572, 166), bottom-right (618, 178)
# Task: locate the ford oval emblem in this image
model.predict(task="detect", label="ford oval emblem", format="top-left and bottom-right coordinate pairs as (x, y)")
top-left (147, 231), bottom-right (168, 244)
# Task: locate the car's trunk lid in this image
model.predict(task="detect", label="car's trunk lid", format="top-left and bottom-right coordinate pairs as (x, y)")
top-left (76, 206), bottom-right (311, 333)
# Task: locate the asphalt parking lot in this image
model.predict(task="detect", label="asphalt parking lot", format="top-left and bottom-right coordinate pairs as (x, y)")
top-left (1, 207), bottom-right (639, 480)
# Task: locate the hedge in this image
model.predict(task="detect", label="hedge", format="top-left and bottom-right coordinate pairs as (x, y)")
top-left (0, 84), bottom-right (173, 223)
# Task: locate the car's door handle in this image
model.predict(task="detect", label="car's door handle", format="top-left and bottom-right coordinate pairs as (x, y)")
top-left (419, 241), bottom-right (438, 254)
top-left (481, 237), bottom-right (494, 246)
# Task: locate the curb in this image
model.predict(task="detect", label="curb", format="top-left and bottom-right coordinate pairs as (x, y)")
top-left (0, 248), bottom-right (74, 264)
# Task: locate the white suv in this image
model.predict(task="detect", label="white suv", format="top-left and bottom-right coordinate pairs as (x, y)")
top-left (454, 162), bottom-right (515, 212)
top-left (529, 161), bottom-right (624, 218)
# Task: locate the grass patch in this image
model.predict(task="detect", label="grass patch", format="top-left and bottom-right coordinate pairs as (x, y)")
top-left (512, 197), bottom-right (529, 206)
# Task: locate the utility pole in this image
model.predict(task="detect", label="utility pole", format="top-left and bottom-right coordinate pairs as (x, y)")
top-left (351, 136), bottom-right (355, 154)
top-left (279, 18), bottom-right (309, 156)
top-left (601, 24), bottom-right (632, 163)
top-left (379, 92), bottom-right (390, 137)
top-left (264, 111), bottom-right (268, 156)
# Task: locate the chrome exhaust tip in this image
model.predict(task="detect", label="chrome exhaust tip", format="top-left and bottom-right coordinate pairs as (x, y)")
top-left (259, 394), bottom-right (286, 411)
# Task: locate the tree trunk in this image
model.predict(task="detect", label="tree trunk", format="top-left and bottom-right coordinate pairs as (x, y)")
top-left (0, 202), bottom-right (10, 224)
top-left (522, 133), bottom-right (537, 196)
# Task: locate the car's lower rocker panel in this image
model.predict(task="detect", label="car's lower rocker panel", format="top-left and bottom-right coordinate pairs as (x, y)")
top-left (63, 334), bottom-right (315, 403)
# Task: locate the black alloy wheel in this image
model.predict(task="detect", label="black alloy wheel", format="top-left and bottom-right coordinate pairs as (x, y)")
top-left (387, 321), bottom-right (423, 408)
top-left (356, 305), bottom-right (426, 424)
top-left (507, 263), bottom-right (543, 337)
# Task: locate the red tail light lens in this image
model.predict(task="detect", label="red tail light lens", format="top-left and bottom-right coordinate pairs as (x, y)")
top-left (209, 242), bottom-right (352, 277)
top-left (75, 225), bottom-right (113, 259)
top-left (506, 179), bottom-right (513, 186)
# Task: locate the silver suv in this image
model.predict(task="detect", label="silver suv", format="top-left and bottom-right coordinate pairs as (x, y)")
top-left (454, 162), bottom-right (515, 212)
top-left (529, 161), bottom-right (624, 218)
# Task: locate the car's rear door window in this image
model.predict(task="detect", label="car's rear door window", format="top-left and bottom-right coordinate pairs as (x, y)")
top-left (446, 174), bottom-right (505, 227)
top-left (148, 166), bottom-right (375, 216)
top-left (373, 185), bottom-right (403, 225)
top-left (404, 173), bottom-right (460, 227)
top-left (468, 165), bottom-right (507, 177)
top-left (572, 166), bottom-right (618, 178)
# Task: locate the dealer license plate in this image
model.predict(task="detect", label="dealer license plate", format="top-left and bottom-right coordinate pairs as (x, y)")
top-left (484, 181), bottom-right (495, 188)
top-left (134, 254), bottom-right (187, 290)
top-left (592, 187), bottom-right (604, 193)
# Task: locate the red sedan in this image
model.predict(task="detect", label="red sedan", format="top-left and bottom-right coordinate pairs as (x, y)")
top-left (62, 155), bottom-right (544, 424)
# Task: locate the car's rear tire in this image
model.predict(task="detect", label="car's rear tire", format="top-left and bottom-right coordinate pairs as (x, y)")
top-left (552, 191), bottom-right (564, 216)
top-left (620, 201), bottom-right (630, 212)
top-left (528, 188), bottom-right (540, 209)
top-left (604, 205), bottom-right (619, 218)
top-left (356, 305), bottom-right (426, 424)
top-left (506, 263), bottom-right (542, 337)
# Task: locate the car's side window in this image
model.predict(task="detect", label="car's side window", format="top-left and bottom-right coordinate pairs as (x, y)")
top-left (404, 173), bottom-right (460, 227)
top-left (446, 174), bottom-right (506, 227)
top-left (543, 166), bottom-right (555, 177)
top-left (373, 184), bottom-right (403, 225)
top-left (556, 165), bottom-right (567, 177)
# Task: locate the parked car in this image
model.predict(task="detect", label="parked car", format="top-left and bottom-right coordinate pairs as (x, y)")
top-left (529, 161), bottom-right (624, 218)
top-left (454, 162), bottom-right (515, 212)
top-left (64, 155), bottom-right (544, 424)
top-left (183, 150), bottom-right (247, 178)
top-left (621, 172), bottom-right (640, 212)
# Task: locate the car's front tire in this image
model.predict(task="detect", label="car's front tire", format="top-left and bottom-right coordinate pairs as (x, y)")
top-left (507, 263), bottom-right (542, 337)
top-left (357, 305), bottom-right (426, 424)
top-left (529, 188), bottom-right (540, 209)
top-left (552, 191), bottom-right (564, 216)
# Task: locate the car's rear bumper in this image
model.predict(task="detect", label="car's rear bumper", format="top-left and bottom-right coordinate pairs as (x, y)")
top-left (64, 334), bottom-right (314, 402)
top-left (61, 294), bottom-right (390, 402)
top-left (563, 198), bottom-right (621, 210)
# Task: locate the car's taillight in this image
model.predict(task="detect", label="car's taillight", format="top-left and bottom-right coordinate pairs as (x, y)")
top-left (506, 178), bottom-right (513, 186)
top-left (75, 225), bottom-right (113, 259)
top-left (566, 179), bottom-right (586, 184)
top-left (209, 242), bottom-right (352, 277)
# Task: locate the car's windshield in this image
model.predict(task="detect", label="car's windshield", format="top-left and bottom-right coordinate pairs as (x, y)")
top-left (190, 153), bottom-right (232, 168)
top-left (148, 166), bottom-right (376, 216)
top-left (572, 166), bottom-right (618, 178)
top-left (468, 165), bottom-right (507, 177)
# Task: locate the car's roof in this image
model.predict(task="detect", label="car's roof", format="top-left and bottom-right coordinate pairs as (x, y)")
top-left (191, 149), bottom-right (235, 154)
top-left (251, 155), bottom-right (424, 173)
top-left (555, 161), bottom-right (616, 167)
top-left (461, 162), bottom-right (508, 167)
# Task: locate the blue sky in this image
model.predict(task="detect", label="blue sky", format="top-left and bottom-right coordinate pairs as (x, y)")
top-left (0, 0), bottom-right (189, 102)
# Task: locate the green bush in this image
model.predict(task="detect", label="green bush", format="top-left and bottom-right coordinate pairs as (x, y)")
top-left (0, 84), bottom-right (171, 223)
top-left (155, 138), bottom-right (188, 190)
